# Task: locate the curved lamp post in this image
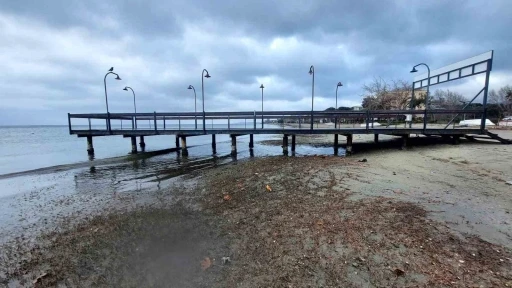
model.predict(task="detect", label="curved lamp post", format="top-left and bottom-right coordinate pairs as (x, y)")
top-left (309, 65), bottom-right (315, 129)
top-left (123, 86), bottom-right (136, 129)
top-left (201, 69), bottom-right (211, 131)
top-left (104, 67), bottom-right (121, 131)
top-left (188, 85), bottom-right (197, 129)
top-left (410, 63), bottom-right (430, 109)
top-left (260, 84), bottom-right (264, 129)
top-left (410, 63), bottom-right (430, 129)
top-left (335, 82), bottom-right (343, 110)
top-left (123, 86), bottom-right (136, 114)
top-left (335, 82), bottom-right (343, 128)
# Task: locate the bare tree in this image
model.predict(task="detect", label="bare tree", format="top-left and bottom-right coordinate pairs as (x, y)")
top-left (489, 86), bottom-right (512, 122)
top-left (361, 77), bottom-right (416, 110)
top-left (432, 89), bottom-right (466, 110)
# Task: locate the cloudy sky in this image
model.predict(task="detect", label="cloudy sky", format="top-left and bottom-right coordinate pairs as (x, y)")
top-left (1, 0), bottom-right (511, 125)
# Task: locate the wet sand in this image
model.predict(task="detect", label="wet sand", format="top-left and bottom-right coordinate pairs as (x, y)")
top-left (1, 130), bottom-right (512, 287)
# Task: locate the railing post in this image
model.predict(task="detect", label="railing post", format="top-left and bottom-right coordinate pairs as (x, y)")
top-left (163, 116), bottom-right (166, 130)
top-left (179, 116), bottom-right (181, 131)
top-left (88, 118), bottom-right (91, 131)
top-left (366, 110), bottom-right (370, 130)
top-left (131, 116), bottom-right (134, 130)
top-left (154, 112), bottom-right (157, 133)
top-left (228, 115), bottom-right (230, 130)
top-left (254, 111), bottom-right (257, 129)
top-left (423, 109), bottom-right (428, 130)
top-left (67, 113), bottom-right (72, 134)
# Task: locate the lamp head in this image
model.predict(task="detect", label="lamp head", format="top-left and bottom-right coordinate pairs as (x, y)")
top-left (260, 84), bottom-right (264, 89)
top-left (188, 85), bottom-right (193, 89)
top-left (123, 87), bottom-right (128, 91)
top-left (410, 67), bottom-right (418, 73)
top-left (115, 75), bottom-right (122, 80)
top-left (337, 82), bottom-right (343, 87)
top-left (204, 73), bottom-right (211, 78)
top-left (309, 66), bottom-right (314, 75)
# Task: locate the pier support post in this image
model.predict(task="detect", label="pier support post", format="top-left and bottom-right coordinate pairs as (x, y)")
top-left (345, 134), bottom-right (353, 156)
top-left (175, 135), bottom-right (180, 149)
top-left (139, 136), bottom-right (146, 152)
top-left (212, 134), bottom-right (217, 154)
top-left (452, 135), bottom-right (461, 145)
top-left (401, 134), bottom-right (409, 150)
top-left (131, 136), bottom-right (137, 154)
top-left (291, 135), bottom-right (296, 153)
top-left (231, 135), bottom-right (237, 156)
top-left (334, 134), bottom-right (339, 155)
top-left (374, 134), bottom-right (379, 143)
top-left (86, 136), bottom-right (94, 155)
top-left (283, 135), bottom-right (289, 155)
top-left (249, 134), bottom-right (254, 149)
top-left (181, 136), bottom-right (189, 156)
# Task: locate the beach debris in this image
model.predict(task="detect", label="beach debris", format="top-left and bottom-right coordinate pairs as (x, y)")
top-left (200, 257), bottom-right (212, 270)
top-left (458, 260), bottom-right (465, 263)
top-left (393, 172), bottom-right (396, 175)
top-left (506, 181), bottom-right (512, 185)
top-left (222, 257), bottom-right (231, 265)
top-left (358, 159), bottom-right (367, 163)
top-left (223, 194), bottom-right (232, 201)
top-left (33, 272), bottom-right (48, 284)
top-left (266, 185), bottom-right (272, 192)
top-left (394, 268), bottom-right (405, 277)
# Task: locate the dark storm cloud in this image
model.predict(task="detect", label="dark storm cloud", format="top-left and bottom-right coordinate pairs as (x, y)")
top-left (0, 0), bottom-right (511, 124)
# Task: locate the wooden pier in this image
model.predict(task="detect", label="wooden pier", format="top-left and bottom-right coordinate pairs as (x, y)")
top-left (68, 109), bottom-right (509, 156)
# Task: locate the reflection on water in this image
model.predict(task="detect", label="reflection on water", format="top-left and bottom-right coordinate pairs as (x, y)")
top-left (0, 134), bottom-right (344, 244)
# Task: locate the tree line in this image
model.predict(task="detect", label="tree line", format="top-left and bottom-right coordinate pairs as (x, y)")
top-left (359, 77), bottom-right (512, 122)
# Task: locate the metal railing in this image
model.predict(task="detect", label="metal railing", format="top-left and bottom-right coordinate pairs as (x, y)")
top-left (68, 109), bottom-right (486, 134)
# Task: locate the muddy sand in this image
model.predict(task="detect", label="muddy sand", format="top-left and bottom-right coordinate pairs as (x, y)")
top-left (1, 130), bottom-right (512, 287)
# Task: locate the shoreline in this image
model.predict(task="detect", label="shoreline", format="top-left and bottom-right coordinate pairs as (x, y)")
top-left (1, 130), bottom-right (512, 286)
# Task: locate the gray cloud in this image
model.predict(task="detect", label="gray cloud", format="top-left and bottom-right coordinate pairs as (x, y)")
top-left (1, 0), bottom-right (512, 124)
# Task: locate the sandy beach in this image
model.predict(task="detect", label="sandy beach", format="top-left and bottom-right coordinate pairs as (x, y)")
top-left (1, 130), bottom-right (512, 287)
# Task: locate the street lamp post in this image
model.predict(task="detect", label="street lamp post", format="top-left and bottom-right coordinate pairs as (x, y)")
top-left (335, 82), bottom-right (343, 128)
top-left (201, 69), bottom-right (211, 132)
top-left (188, 85), bottom-right (197, 129)
top-left (123, 86), bottom-right (136, 129)
top-left (104, 67), bottom-right (121, 131)
top-left (309, 65), bottom-right (315, 129)
top-left (410, 63), bottom-right (430, 129)
top-left (260, 84), bottom-right (264, 129)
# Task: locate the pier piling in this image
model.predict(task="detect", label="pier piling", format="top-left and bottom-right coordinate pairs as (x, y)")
top-left (374, 134), bottom-right (379, 143)
top-left (131, 136), bottom-right (137, 154)
top-left (334, 134), bottom-right (339, 155)
top-left (212, 134), bottom-right (217, 154)
top-left (291, 135), bottom-right (296, 152)
top-left (86, 136), bottom-right (94, 155)
top-left (345, 134), bottom-right (353, 156)
top-left (283, 135), bottom-right (289, 155)
top-left (139, 136), bottom-right (146, 151)
top-left (249, 134), bottom-right (254, 149)
top-left (401, 134), bottom-right (409, 150)
top-left (231, 135), bottom-right (237, 156)
top-left (181, 136), bottom-right (189, 156)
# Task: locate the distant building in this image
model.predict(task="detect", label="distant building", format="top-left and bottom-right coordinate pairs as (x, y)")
top-left (351, 106), bottom-right (363, 111)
